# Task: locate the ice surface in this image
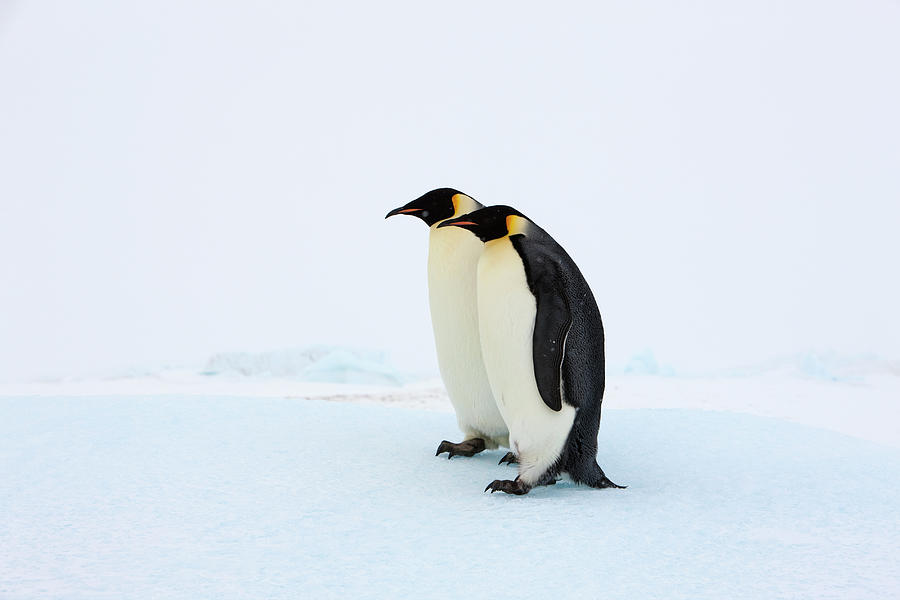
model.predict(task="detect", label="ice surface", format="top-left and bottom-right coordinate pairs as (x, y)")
top-left (4, 371), bottom-right (899, 448)
top-left (2, 396), bottom-right (898, 599)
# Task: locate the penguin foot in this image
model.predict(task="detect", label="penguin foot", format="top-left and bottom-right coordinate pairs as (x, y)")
top-left (484, 479), bottom-right (531, 495)
top-left (435, 438), bottom-right (486, 459)
top-left (498, 451), bottom-right (518, 466)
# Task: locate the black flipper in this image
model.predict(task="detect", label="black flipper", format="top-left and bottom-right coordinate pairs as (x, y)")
top-left (531, 284), bottom-right (572, 412)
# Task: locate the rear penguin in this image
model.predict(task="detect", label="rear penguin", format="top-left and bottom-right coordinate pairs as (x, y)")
top-left (386, 189), bottom-right (510, 459)
top-left (440, 206), bottom-right (623, 494)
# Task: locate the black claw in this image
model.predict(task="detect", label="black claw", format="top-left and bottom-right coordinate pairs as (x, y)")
top-left (484, 479), bottom-right (530, 495)
top-left (435, 440), bottom-right (453, 457)
top-left (498, 451), bottom-right (518, 465)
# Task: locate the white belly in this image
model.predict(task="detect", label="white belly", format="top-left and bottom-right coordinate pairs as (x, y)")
top-left (428, 226), bottom-right (508, 445)
top-left (477, 238), bottom-right (575, 484)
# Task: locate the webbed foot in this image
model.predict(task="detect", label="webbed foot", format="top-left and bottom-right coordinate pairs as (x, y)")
top-left (435, 438), bottom-right (486, 459)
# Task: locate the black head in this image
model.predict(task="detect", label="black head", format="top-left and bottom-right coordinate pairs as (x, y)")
top-left (385, 188), bottom-right (482, 227)
top-left (437, 205), bottom-right (532, 243)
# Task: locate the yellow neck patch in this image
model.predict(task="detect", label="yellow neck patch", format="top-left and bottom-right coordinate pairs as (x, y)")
top-left (451, 193), bottom-right (478, 217)
top-left (506, 214), bottom-right (530, 237)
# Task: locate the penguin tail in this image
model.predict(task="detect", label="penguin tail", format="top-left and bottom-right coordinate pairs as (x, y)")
top-left (579, 460), bottom-right (626, 490)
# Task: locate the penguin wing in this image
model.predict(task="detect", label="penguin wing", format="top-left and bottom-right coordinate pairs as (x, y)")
top-left (532, 282), bottom-right (572, 412)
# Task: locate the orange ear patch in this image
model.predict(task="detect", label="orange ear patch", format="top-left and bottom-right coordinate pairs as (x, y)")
top-left (506, 215), bottom-right (530, 236)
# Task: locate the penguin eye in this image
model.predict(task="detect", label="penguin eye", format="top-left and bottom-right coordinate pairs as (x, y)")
top-left (422, 210), bottom-right (430, 218)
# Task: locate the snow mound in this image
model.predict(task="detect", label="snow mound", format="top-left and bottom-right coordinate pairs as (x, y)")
top-left (614, 350), bottom-right (900, 381)
top-left (622, 349), bottom-right (676, 376)
top-left (2, 397), bottom-right (898, 599)
top-left (727, 351), bottom-right (900, 382)
top-left (202, 345), bottom-right (413, 385)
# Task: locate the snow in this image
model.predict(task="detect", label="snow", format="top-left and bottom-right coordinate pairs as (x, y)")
top-left (606, 374), bottom-right (900, 450)
top-left (5, 368), bottom-right (898, 449)
top-left (3, 0), bottom-right (899, 594)
top-left (3, 377), bottom-right (899, 598)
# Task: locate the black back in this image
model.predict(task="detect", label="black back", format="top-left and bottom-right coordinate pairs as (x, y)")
top-left (511, 223), bottom-right (616, 487)
top-left (510, 225), bottom-right (606, 413)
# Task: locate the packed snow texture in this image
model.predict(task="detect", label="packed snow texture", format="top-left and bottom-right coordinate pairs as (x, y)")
top-left (3, 396), bottom-right (898, 599)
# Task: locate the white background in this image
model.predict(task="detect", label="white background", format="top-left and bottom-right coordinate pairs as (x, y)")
top-left (2, 0), bottom-right (898, 381)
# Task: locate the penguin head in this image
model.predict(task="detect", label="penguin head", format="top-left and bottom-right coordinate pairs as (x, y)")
top-left (437, 205), bottom-right (531, 243)
top-left (385, 188), bottom-right (482, 227)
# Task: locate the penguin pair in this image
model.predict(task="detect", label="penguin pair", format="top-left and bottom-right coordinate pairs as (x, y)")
top-left (386, 189), bottom-right (623, 495)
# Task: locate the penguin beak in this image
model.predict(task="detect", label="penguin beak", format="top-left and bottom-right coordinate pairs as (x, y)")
top-left (438, 220), bottom-right (476, 227)
top-left (385, 206), bottom-right (424, 219)
top-left (437, 217), bottom-right (478, 231)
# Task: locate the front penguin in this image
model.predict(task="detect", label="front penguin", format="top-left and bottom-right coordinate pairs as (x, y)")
top-left (440, 206), bottom-right (624, 494)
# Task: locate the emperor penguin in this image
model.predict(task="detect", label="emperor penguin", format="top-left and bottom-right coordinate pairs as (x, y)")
top-left (439, 206), bottom-right (624, 494)
top-left (386, 189), bottom-right (509, 458)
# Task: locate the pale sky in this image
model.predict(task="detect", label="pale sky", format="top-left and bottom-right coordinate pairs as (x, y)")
top-left (1, 0), bottom-right (899, 381)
